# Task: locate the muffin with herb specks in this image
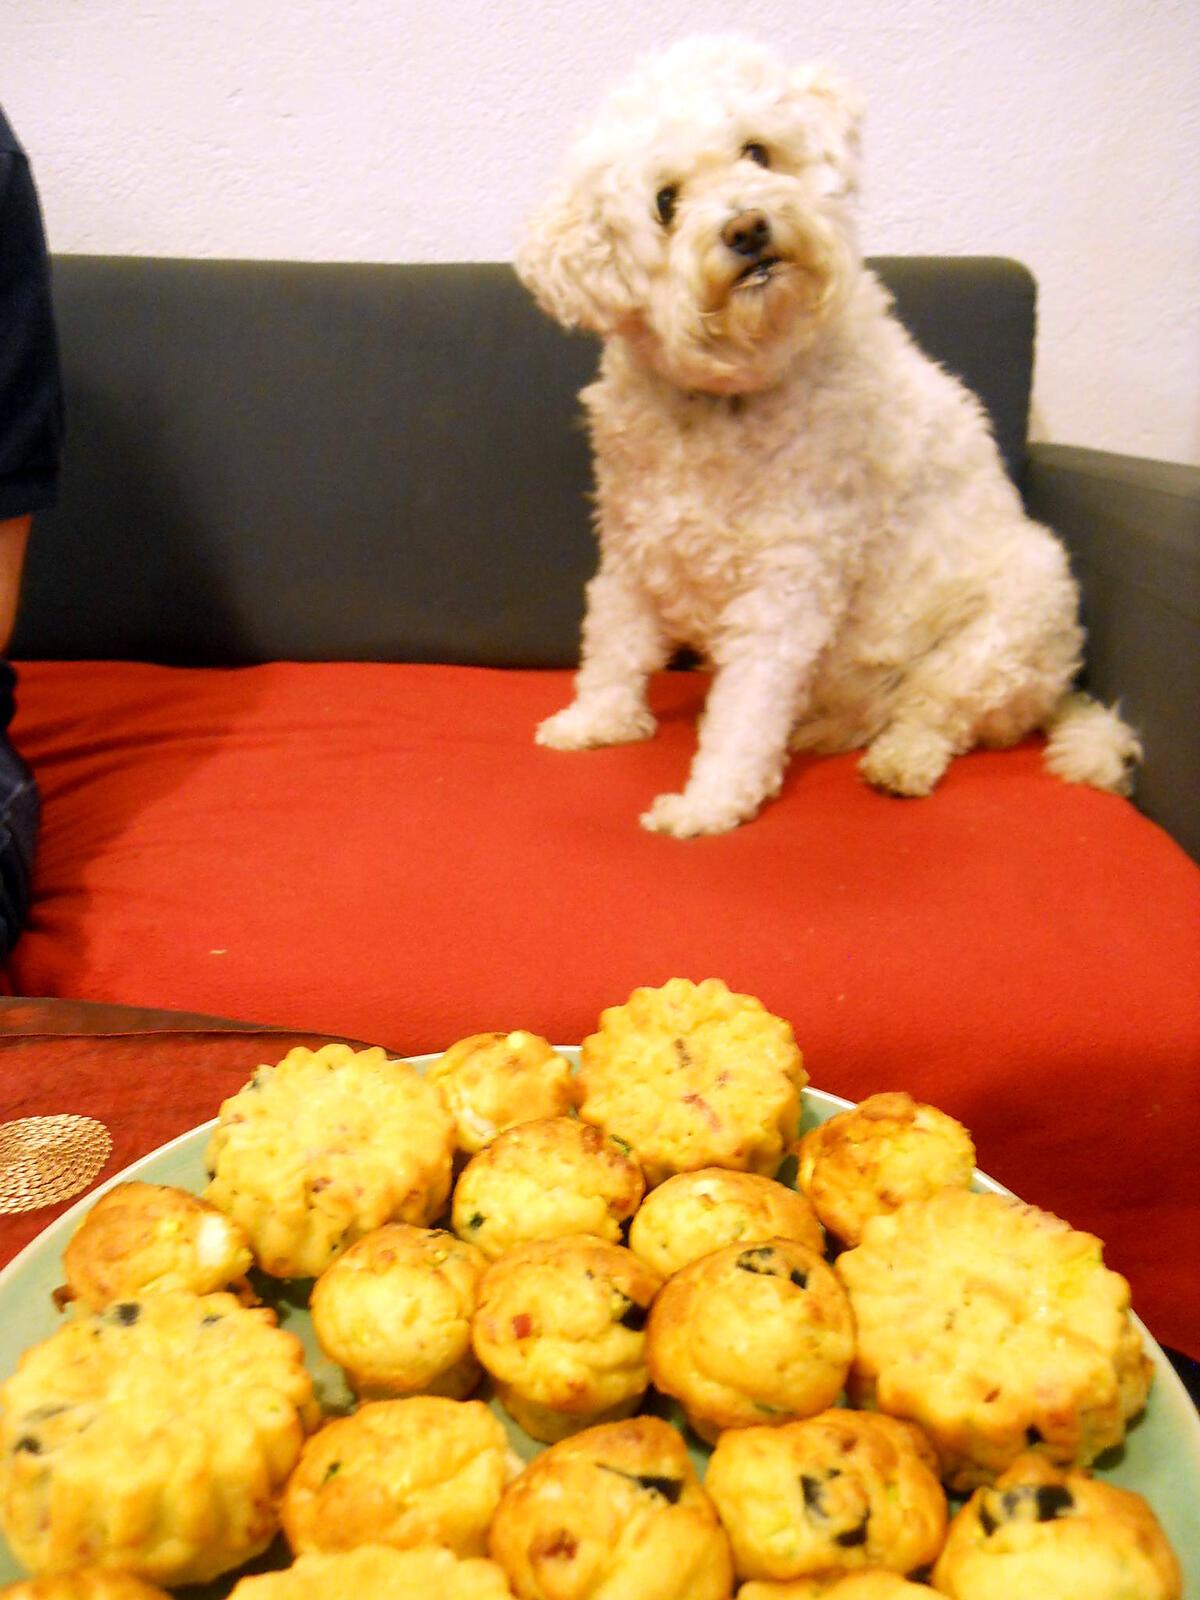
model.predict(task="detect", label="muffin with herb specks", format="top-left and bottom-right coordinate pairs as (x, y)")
top-left (0, 1291), bottom-right (318, 1586)
top-left (629, 1167), bottom-right (823, 1279)
top-left (646, 1239), bottom-right (854, 1443)
top-left (932, 1451), bottom-right (1181, 1599)
top-left (705, 1408), bottom-right (946, 1582)
top-left (489, 1416), bottom-right (734, 1600)
top-left (451, 1117), bottom-right (644, 1262)
top-left (282, 1396), bottom-right (521, 1560)
top-left (471, 1235), bottom-right (662, 1442)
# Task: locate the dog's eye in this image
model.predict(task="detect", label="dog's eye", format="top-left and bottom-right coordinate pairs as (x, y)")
top-left (655, 184), bottom-right (679, 226)
top-left (742, 142), bottom-right (770, 168)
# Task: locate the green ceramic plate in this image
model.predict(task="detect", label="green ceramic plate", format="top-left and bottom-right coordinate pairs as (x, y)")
top-left (1, 1054), bottom-right (1197, 1595)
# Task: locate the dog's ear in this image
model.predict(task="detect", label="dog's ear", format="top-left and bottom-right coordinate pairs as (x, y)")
top-left (790, 64), bottom-right (865, 198)
top-left (515, 179), bottom-right (635, 334)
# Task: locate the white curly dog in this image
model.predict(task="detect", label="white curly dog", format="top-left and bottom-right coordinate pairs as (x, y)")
top-left (518, 36), bottom-right (1139, 837)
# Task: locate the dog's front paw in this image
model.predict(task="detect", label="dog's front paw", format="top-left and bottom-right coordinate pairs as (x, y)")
top-left (536, 701), bottom-right (656, 751)
top-left (640, 789), bottom-right (749, 838)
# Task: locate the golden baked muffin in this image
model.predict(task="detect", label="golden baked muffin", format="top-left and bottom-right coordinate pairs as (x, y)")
top-left (705, 1409), bottom-right (946, 1581)
top-left (0, 1575), bottom-right (173, 1599)
top-left (489, 1415), bottom-right (734, 1600)
top-left (645, 1239), bottom-right (854, 1444)
top-left (310, 1224), bottom-right (488, 1398)
top-left (796, 1092), bottom-right (976, 1246)
top-left (282, 1396), bottom-right (520, 1559)
top-left (577, 978), bottom-right (806, 1187)
top-left (0, 1291), bottom-right (317, 1585)
top-left (628, 1168), bottom-right (824, 1279)
top-left (450, 1117), bottom-right (644, 1262)
top-left (427, 1031), bottom-right (579, 1153)
top-left (471, 1235), bottom-right (662, 1442)
top-left (228, 1544), bottom-right (516, 1598)
top-left (836, 1188), bottom-right (1153, 1490)
top-left (204, 1043), bottom-right (455, 1278)
top-left (58, 1180), bottom-right (253, 1311)
top-left (737, 1574), bottom-right (936, 1598)
top-left (931, 1451), bottom-right (1182, 1599)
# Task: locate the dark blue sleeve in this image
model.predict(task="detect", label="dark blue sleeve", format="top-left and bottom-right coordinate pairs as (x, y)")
top-left (0, 124), bottom-right (65, 521)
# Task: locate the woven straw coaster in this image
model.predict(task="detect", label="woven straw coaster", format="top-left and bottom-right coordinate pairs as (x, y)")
top-left (0, 1115), bottom-right (113, 1214)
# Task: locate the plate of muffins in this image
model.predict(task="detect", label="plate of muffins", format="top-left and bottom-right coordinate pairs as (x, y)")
top-left (0, 977), bottom-right (1195, 1599)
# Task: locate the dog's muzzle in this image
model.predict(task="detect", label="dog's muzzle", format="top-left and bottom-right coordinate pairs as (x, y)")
top-left (722, 209), bottom-right (781, 285)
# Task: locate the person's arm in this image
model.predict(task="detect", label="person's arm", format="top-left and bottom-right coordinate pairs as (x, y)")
top-left (0, 516), bottom-right (31, 654)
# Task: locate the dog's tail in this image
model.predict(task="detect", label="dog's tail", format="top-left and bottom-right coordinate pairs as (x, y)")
top-left (1042, 692), bottom-right (1142, 796)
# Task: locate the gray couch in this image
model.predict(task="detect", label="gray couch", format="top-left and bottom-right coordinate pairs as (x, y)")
top-left (16, 254), bottom-right (1198, 858)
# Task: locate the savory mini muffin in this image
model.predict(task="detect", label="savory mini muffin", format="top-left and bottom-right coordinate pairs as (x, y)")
top-left (737, 1574), bottom-right (937, 1598)
top-left (836, 1188), bottom-right (1153, 1490)
top-left (489, 1415), bottom-right (734, 1600)
top-left (0, 1290), bottom-right (317, 1586)
top-left (228, 1544), bottom-right (516, 1599)
top-left (705, 1409), bottom-right (946, 1581)
top-left (471, 1235), bottom-right (662, 1442)
top-left (204, 1042), bottom-right (455, 1278)
top-left (426, 1031), bottom-right (579, 1153)
top-left (628, 1168), bottom-right (824, 1279)
top-left (0, 1576), bottom-right (173, 1599)
top-left (645, 1240), bottom-right (854, 1443)
top-left (282, 1396), bottom-right (519, 1559)
top-left (310, 1224), bottom-right (488, 1398)
top-left (451, 1117), bottom-right (644, 1262)
top-left (932, 1450), bottom-right (1182, 1599)
top-left (58, 1180), bottom-right (253, 1311)
top-left (577, 978), bottom-right (806, 1187)
top-left (796, 1092), bottom-right (976, 1246)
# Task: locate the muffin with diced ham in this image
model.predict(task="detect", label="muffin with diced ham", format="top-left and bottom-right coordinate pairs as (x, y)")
top-left (58, 1180), bottom-right (252, 1311)
top-left (796, 1091), bottom-right (975, 1246)
top-left (228, 1545), bottom-right (517, 1599)
top-left (577, 979), bottom-right (806, 1188)
top-left (310, 1224), bottom-right (488, 1399)
top-left (203, 1042), bottom-right (455, 1279)
top-left (836, 1188), bottom-right (1153, 1490)
top-left (426, 1030), bottom-right (579, 1153)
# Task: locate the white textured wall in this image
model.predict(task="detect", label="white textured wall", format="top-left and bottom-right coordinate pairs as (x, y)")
top-left (5, 0), bottom-right (1199, 464)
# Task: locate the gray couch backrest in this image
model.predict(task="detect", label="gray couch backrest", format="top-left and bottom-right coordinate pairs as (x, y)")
top-left (14, 256), bottom-right (1035, 667)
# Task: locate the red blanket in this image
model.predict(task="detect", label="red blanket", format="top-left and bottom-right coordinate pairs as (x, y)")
top-left (6, 660), bottom-right (1199, 1353)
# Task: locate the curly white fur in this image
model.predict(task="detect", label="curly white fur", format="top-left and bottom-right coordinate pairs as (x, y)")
top-left (518, 36), bottom-right (1139, 836)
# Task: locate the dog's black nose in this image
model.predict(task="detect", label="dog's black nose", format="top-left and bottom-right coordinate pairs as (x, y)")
top-left (722, 209), bottom-right (772, 257)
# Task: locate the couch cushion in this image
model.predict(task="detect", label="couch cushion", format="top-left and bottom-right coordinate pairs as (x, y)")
top-left (14, 257), bottom-right (1033, 668)
top-left (8, 660), bottom-right (1200, 1354)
